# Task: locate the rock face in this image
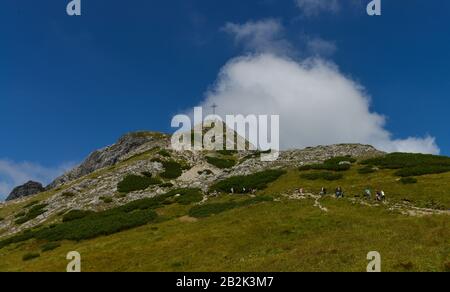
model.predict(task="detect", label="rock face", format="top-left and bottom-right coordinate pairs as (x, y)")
top-left (6, 181), bottom-right (45, 201)
top-left (47, 132), bottom-right (171, 189)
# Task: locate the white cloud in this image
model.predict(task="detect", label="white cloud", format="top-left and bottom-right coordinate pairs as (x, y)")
top-left (0, 160), bottom-right (75, 200)
top-left (306, 37), bottom-right (337, 57)
top-left (223, 19), bottom-right (293, 55)
top-left (295, 0), bottom-right (340, 17)
top-left (198, 20), bottom-right (440, 155)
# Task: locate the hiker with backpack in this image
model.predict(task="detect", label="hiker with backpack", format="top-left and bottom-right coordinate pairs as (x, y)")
top-left (376, 190), bottom-right (382, 201)
top-left (335, 187), bottom-right (344, 198)
top-left (365, 188), bottom-right (372, 200)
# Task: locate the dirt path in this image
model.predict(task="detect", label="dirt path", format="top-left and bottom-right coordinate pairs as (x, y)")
top-left (283, 190), bottom-right (449, 217)
top-left (282, 191), bottom-right (328, 212)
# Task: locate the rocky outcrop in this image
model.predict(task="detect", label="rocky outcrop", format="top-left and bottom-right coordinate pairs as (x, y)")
top-left (47, 132), bottom-right (171, 189)
top-left (6, 181), bottom-right (45, 201)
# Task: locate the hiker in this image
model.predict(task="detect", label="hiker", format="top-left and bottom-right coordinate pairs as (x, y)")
top-left (320, 187), bottom-right (327, 196)
top-left (299, 188), bottom-right (304, 195)
top-left (365, 188), bottom-right (372, 199)
top-left (335, 187), bottom-right (343, 198)
top-left (381, 190), bottom-right (386, 201)
top-left (230, 188), bottom-right (234, 194)
top-left (376, 190), bottom-right (382, 202)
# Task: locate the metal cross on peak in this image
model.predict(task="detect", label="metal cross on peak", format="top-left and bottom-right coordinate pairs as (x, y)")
top-left (211, 103), bottom-right (218, 115)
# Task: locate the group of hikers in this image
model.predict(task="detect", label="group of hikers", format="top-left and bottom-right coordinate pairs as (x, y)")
top-left (315, 186), bottom-right (386, 201)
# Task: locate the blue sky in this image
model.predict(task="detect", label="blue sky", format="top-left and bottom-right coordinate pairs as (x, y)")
top-left (1, 0), bottom-right (449, 199)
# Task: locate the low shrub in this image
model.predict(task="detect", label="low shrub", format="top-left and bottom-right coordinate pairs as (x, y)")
top-left (115, 193), bottom-right (127, 199)
top-left (140, 171), bottom-right (153, 178)
top-left (35, 209), bottom-right (158, 242)
top-left (168, 188), bottom-right (203, 205)
top-left (63, 210), bottom-right (96, 222)
top-left (362, 153), bottom-right (450, 169)
top-left (160, 161), bottom-right (183, 179)
top-left (15, 204), bottom-right (48, 225)
top-left (117, 174), bottom-right (162, 193)
top-left (61, 192), bottom-right (76, 198)
top-left (158, 149), bottom-right (171, 157)
top-left (395, 165), bottom-right (450, 177)
top-left (100, 197), bottom-right (114, 204)
top-left (56, 210), bottom-right (68, 216)
top-left (210, 169), bottom-right (286, 193)
top-left (217, 150), bottom-right (238, 156)
top-left (400, 177), bottom-right (418, 184)
top-left (15, 212), bottom-right (26, 218)
top-left (24, 201), bottom-right (40, 208)
top-left (300, 172), bottom-right (344, 181)
top-left (160, 182), bottom-right (174, 188)
top-left (362, 153), bottom-right (450, 177)
top-left (206, 156), bottom-right (236, 169)
top-left (189, 196), bottom-right (272, 218)
top-left (358, 166), bottom-right (376, 174)
top-left (22, 253), bottom-right (40, 261)
top-left (41, 242), bottom-right (61, 252)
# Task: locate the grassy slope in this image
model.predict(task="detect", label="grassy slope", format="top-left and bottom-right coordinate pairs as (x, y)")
top-left (0, 168), bottom-right (449, 272)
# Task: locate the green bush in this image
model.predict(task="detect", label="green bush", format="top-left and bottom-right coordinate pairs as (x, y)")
top-left (217, 150), bottom-right (238, 156)
top-left (35, 209), bottom-right (158, 242)
top-left (24, 200), bottom-right (40, 208)
top-left (22, 253), bottom-right (40, 261)
top-left (41, 242), bottom-right (61, 252)
top-left (100, 197), bottom-right (114, 204)
top-left (169, 188), bottom-right (203, 205)
top-left (117, 174), bottom-right (162, 193)
top-left (0, 231), bottom-right (35, 250)
top-left (206, 156), bottom-right (236, 169)
top-left (61, 192), bottom-right (76, 198)
top-left (300, 171), bottom-right (344, 181)
top-left (400, 177), bottom-right (418, 184)
top-left (395, 165), bottom-right (450, 177)
top-left (211, 170), bottom-right (286, 193)
top-left (140, 171), bottom-right (153, 178)
top-left (63, 210), bottom-right (96, 222)
top-left (189, 196), bottom-right (272, 218)
top-left (158, 149), bottom-right (171, 157)
top-left (160, 182), bottom-right (174, 188)
top-left (160, 161), bottom-right (183, 179)
top-left (15, 204), bottom-right (48, 225)
top-left (15, 212), bottom-right (26, 218)
top-left (362, 153), bottom-right (450, 177)
top-left (299, 164), bottom-right (350, 172)
top-left (358, 166), bottom-right (376, 174)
